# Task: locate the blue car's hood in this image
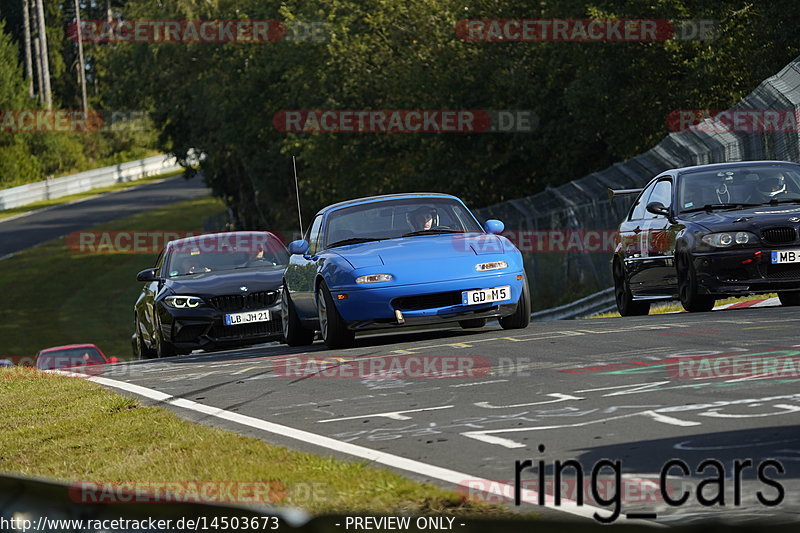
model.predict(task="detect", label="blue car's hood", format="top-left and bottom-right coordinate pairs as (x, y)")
top-left (332, 233), bottom-right (511, 269)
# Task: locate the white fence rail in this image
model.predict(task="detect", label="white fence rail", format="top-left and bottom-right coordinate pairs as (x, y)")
top-left (0, 154), bottom-right (182, 211)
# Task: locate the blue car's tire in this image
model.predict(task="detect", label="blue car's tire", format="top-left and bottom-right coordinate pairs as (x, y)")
top-left (317, 280), bottom-right (355, 349)
top-left (500, 275), bottom-right (531, 330)
top-left (281, 283), bottom-right (314, 346)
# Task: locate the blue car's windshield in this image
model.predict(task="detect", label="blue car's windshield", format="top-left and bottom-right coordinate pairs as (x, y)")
top-left (325, 198), bottom-right (483, 248)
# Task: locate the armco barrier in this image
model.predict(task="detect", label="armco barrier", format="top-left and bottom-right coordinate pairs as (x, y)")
top-left (530, 287), bottom-right (616, 321)
top-left (0, 154), bottom-right (182, 211)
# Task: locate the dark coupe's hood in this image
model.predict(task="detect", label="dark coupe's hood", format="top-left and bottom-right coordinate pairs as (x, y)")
top-left (164, 267), bottom-right (284, 296)
top-left (685, 204), bottom-right (800, 231)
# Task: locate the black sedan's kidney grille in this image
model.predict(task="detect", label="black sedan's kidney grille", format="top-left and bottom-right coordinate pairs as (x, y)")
top-left (765, 264), bottom-right (800, 280)
top-left (208, 291), bottom-right (278, 312)
top-left (762, 227), bottom-right (797, 245)
top-left (393, 291), bottom-right (463, 311)
top-left (210, 320), bottom-right (281, 340)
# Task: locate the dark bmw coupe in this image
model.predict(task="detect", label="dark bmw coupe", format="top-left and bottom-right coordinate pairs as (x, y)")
top-left (612, 161), bottom-right (800, 315)
top-left (132, 231), bottom-right (289, 358)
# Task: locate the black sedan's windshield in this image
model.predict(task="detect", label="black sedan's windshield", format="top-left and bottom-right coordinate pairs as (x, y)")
top-left (324, 198), bottom-right (482, 248)
top-left (679, 165), bottom-right (800, 212)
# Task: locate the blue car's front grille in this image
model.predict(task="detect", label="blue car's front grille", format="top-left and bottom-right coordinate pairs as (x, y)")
top-left (393, 291), bottom-right (463, 311)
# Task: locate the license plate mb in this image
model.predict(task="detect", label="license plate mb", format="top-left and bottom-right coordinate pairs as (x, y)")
top-left (462, 286), bottom-right (511, 305)
top-left (771, 250), bottom-right (800, 264)
top-left (224, 309), bottom-right (271, 325)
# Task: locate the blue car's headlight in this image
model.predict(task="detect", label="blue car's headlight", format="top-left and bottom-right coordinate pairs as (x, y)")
top-left (476, 261), bottom-right (508, 271)
top-left (164, 295), bottom-right (204, 308)
top-left (356, 274), bottom-right (393, 284)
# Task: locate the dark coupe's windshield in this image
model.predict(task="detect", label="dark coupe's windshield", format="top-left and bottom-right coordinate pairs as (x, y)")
top-left (679, 165), bottom-right (800, 212)
top-left (165, 234), bottom-right (289, 277)
top-left (324, 198), bottom-right (483, 248)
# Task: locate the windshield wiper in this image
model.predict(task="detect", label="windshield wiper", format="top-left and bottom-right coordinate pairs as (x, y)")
top-left (682, 203), bottom-right (760, 214)
top-left (401, 229), bottom-right (463, 237)
top-left (328, 237), bottom-right (383, 248)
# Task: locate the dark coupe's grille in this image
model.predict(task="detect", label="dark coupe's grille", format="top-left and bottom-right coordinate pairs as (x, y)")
top-left (393, 291), bottom-right (463, 311)
top-left (762, 227), bottom-right (797, 245)
top-left (764, 265), bottom-right (800, 280)
top-left (208, 290), bottom-right (278, 312)
top-left (210, 320), bottom-right (281, 340)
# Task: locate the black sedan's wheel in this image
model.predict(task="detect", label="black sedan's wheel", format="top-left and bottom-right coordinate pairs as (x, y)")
top-left (135, 317), bottom-right (157, 360)
top-left (778, 291), bottom-right (800, 306)
top-left (459, 318), bottom-right (487, 329)
top-left (500, 276), bottom-right (531, 329)
top-left (613, 259), bottom-right (650, 316)
top-left (677, 253), bottom-right (715, 312)
top-left (281, 284), bottom-right (314, 346)
top-left (317, 280), bottom-right (355, 349)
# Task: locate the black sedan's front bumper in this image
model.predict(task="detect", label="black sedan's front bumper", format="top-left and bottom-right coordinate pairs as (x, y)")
top-left (155, 296), bottom-right (282, 352)
top-left (695, 247), bottom-right (800, 296)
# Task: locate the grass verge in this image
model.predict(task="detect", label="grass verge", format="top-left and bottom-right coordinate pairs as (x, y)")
top-left (589, 293), bottom-right (778, 319)
top-left (0, 169), bottom-right (184, 221)
top-left (0, 368), bottom-right (524, 517)
top-left (0, 195), bottom-right (224, 360)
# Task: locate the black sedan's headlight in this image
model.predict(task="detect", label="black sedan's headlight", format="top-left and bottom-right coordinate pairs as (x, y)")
top-left (163, 295), bottom-right (205, 308)
top-left (701, 231), bottom-right (759, 248)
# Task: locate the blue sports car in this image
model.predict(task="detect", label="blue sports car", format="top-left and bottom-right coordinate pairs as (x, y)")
top-left (281, 193), bottom-right (530, 348)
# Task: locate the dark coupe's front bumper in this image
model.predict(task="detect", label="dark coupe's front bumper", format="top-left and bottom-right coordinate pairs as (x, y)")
top-left (156, 291), bottom-right (283, 351)
top-left (695, 247), bottom-right (800, 296)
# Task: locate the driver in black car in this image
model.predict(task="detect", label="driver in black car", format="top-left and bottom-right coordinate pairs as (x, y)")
top-left (749, 173), bottom-right (794, 202)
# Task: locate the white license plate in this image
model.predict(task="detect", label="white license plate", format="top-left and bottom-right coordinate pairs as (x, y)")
top-left (224, 309), bottom-right (271, 325)
top-left (771, 250), bottom-right (800, 264)
top-left (462, 286), bottom-right (511, 305)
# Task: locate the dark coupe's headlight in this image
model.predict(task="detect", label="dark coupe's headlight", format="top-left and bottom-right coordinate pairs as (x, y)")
top-left (701, 231), bottom-right (758, 248)
top-left (164, 295), bottom-right (205, 308)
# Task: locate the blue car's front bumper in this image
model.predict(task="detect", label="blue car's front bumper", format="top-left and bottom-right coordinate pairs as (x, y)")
top-left (331, 271), bottom-right (526, 330)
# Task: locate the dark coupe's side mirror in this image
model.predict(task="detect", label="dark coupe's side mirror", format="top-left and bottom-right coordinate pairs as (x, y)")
top-left (136, 268), bottom-right (159, 282)
top-left (646, 202), bottom-right (676, 223)
top-left (288, 240), bottom-right (310, 255)
top-left (484, 219), bottom-right (505, 235)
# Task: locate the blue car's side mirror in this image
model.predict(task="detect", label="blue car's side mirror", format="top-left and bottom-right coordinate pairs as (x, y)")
top-left (288, 240), bottom-right (310, 255)
top-left (484, 219), bottom-right (505, 235)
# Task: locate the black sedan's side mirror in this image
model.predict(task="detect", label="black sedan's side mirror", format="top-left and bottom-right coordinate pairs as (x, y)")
top-left (136, 268), bottom-right (160, 282)
top-left (646, 201), bottom-right (676, 223)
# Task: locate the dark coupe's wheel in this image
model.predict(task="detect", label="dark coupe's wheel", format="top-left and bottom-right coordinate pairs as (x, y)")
top-left (778, 291), bottom-right (800, 306)
top-left (500, 275), bottom-right (531, 330)
top-left (317, 280), bottom-right (355, 349)
top-left (154, 315), bottom-right (176, 358)
top-left (613, 259), bottom-right (650, 316)
top-left (677, 252), bottom-right (715, 312)
top-left (134, 317), bottom-right (157, 360)
top-left (459, 318), bottom-right (487, 329)
top-left (281, 283), bottom-right (314, 346)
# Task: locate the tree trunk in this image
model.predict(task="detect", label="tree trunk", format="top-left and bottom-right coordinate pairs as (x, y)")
top-left (73, 0), bottom-right (88, 115)
top-left (22, 0), bottom-right (34, 98)
top-left (34, 0), bottom-right (52, 109)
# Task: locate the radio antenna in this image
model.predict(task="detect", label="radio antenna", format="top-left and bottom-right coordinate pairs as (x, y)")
top-left (292, 156), bottom-right (304, 237)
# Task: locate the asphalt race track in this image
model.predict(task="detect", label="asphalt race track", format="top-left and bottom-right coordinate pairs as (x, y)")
top-left (11, 177), bottom-right (800, 525)
top-left (97, 309), bottom-right (800, 525)
top-left (0, 173), bottom-right (209, 259)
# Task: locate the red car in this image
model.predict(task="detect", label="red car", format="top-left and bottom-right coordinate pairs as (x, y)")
top-left (35, 344), bottom-right (118, 371)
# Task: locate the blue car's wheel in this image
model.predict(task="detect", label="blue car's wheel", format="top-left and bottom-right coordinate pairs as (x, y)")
top-left (499, 275), bottom-right (531, 330)
top-left (281, 283), bottom-right (314, 346)
top-left (317, 280), bottom-right (355, 349)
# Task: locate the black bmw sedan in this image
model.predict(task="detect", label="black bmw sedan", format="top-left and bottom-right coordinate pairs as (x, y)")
top-left (132, 231), bottom-right (289, 358)
top-left (612, 161), bottom-right (800, 316)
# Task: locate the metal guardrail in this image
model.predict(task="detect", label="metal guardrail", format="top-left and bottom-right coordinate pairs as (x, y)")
top-left (0, 154), bottom-right (182, 211)
top-left (530, 287), bottom-right (616, 321)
